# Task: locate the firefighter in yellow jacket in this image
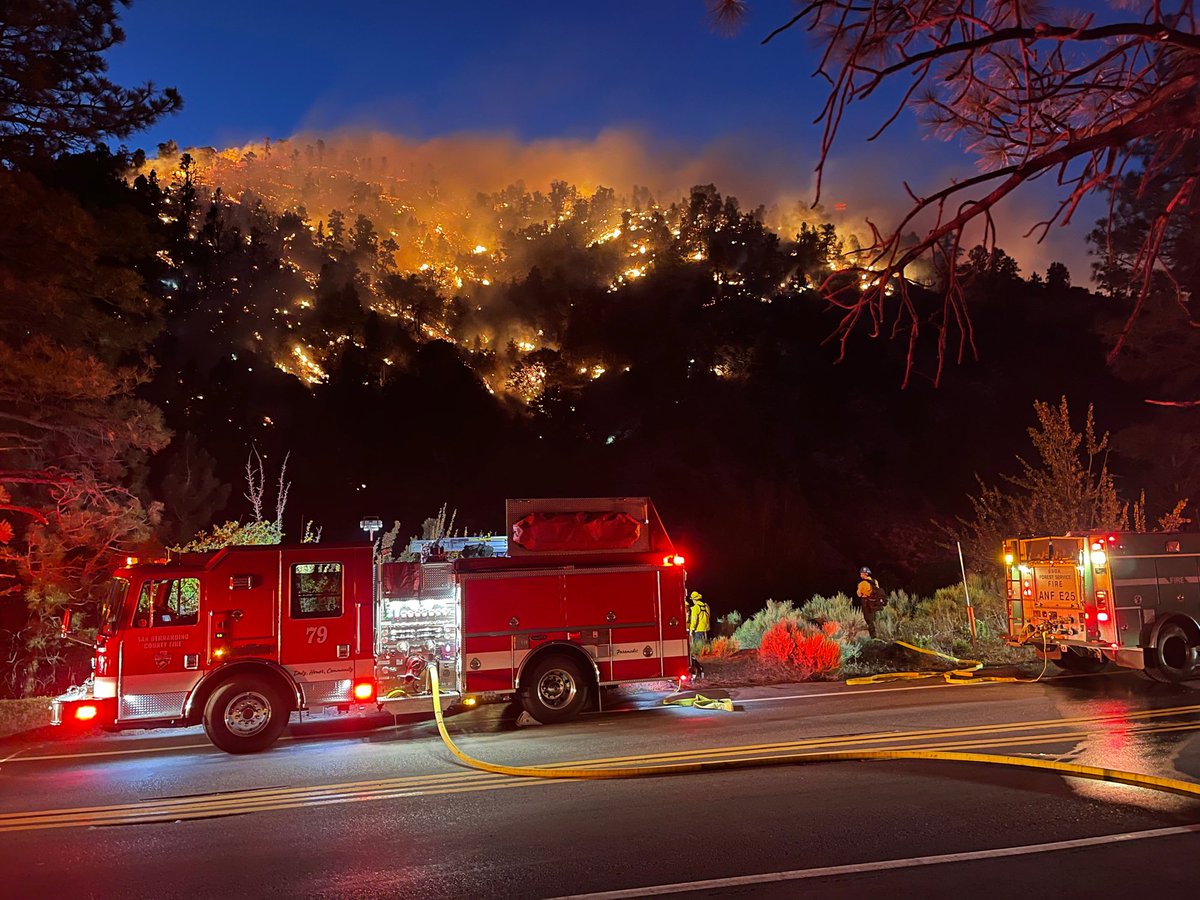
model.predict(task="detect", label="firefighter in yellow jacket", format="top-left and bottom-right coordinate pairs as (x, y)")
top-left (687, 591), bottom-right (711, 643)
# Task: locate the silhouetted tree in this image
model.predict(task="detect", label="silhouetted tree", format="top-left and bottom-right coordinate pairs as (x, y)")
top-left (714, 0), bottom-right (1200, 379)
top-left (0, 0), bottom-right (180, 162)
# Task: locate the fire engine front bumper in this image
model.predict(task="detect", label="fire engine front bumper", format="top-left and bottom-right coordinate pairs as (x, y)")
top-left (50, 682), bottom-right (117, 728)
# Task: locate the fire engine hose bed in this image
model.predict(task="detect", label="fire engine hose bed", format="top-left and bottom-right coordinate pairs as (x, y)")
top-left (428, 667), bottom-right (1200, 800)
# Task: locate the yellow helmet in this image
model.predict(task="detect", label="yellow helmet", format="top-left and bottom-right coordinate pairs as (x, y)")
top-left (689, 591), bottom-right (702, 601)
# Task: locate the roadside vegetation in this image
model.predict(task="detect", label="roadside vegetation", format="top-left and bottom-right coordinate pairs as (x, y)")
top-left (697, 575), bottom-right (1028, 686)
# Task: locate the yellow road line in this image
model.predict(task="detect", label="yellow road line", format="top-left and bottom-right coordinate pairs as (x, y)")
top-left (0, 778), bottom-right (545, 833)
top-left (0, 772), bottom-right (520, 830)
top-left (541, 703), bottom-right (1200, 768)
top-left (5, 717), bottom-right (1199, 832)
top-left (6, 704), bottom-right (1192, 823)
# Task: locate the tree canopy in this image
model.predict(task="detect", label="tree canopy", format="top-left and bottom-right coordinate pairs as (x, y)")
top-left (713, 0), bottom-right (1200, 379)
top-left (0, 0), bottom-right (180, 162)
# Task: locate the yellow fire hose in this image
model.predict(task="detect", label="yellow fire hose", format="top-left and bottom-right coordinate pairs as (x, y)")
top-left (429, 667), bottom-right (1200, 800)
top-left (846, 635), bottom-right (1050, 686)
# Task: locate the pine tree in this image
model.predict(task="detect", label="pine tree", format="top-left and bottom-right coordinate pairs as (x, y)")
top-left (0, 1), bottom-right (181, 162)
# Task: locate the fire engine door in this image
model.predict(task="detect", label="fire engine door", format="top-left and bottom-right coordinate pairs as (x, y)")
top-left (564, 569), bottom-right (662, 680)
top-left (278, 548), bottom-right (364, 705)
top-left (119, 576), bottom-right (205, 721)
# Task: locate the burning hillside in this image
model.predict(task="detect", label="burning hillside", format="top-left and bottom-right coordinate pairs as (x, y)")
top-left (136, 133), bottom-right (876, 400)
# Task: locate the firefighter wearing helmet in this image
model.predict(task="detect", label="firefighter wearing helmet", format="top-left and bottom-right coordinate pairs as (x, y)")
top-left (687, 591), bottom-right (711, 643)
top-left (854, 566), bottom-right (886, 639)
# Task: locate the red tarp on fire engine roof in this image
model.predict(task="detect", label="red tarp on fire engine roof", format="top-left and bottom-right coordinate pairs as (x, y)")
top-left (511, 511), bottom-right (642, 552)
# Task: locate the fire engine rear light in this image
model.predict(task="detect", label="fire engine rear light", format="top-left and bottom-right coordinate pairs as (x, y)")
top-left (1004, 553), bottom-right (1014, 566)
top-left (663, 555), bottom-right (685, 567)
top-left (1097, 612), bottom-right (1110, 623)
top-left (462, 696), bottom-right (478, 707)
top-left (1090, 549), bottom-right (1107, 566)
top-left (74, 704), bottom-right (98, 722)
top-left (353, 681), bottom-right (375, 701)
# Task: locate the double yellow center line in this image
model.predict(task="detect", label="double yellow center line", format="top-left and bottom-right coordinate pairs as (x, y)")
top-left (3, 703), bottom-right (1199, 833)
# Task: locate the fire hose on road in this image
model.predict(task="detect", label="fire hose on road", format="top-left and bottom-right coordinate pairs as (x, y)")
top-left (845, 635), bottom-right (1050, 686)
top-left (429, 667), bottom-right (1200, 800)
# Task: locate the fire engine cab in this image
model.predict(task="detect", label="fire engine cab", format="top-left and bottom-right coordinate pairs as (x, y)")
top-left (1004, 531), bottom-right (1200, 682)
top-left (52, 497), bottom-right (691, 753)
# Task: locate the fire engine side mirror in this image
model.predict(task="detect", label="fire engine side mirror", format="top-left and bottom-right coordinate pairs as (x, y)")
top-left (60, 608), bottom-right (73, 637)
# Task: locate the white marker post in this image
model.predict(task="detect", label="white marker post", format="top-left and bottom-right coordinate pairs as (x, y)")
top-left (958, 541), bottom-right (977, 642)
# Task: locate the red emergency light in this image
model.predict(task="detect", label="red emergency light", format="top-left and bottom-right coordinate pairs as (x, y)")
top-left (663, 555), bottom-right (685, 567)
top-left (74, 704), bottom-right (98, 722)
top-left (353, 681), bottom-right (375, 701)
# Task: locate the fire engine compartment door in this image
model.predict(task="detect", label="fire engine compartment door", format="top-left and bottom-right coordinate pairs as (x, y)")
top-left (564, 568), bottom-right (662, 681)
top-left (279, 548), bottom-right (367, 706)
top-left (118, 575), bottom-right (205, 721)
top-left (1030, 565), bottom-right (1085, 637)
top-left (1154, 555), bottom-right (1200, 611)
top-left (462, 572), bottom-right (565, 692)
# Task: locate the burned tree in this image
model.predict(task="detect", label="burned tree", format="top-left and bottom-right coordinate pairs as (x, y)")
top-left (711, 0), bottom-right (1200, 382)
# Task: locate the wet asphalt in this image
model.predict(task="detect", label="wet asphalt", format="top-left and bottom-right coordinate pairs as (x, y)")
top-left (2, 668), bottom-right (1199, 898)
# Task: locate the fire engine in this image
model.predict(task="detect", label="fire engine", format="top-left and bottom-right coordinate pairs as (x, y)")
top-left (52, 498), bottom-right (691, 753)
top-left (1003, 531), bottom-right (1200, 682)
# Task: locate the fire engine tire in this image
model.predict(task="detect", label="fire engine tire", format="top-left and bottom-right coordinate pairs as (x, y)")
top-left (1147, 624), bottom-right (1200, 683)
top-left (520, 654), bottom-right (591, 724)
top-left (1051, 649), bottom-right (1109, 675)
top-left (202, 677), bottom-right (290, 753)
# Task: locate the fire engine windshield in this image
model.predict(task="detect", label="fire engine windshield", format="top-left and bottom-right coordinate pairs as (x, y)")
top-left (98, 578), bottom-right (129, 635)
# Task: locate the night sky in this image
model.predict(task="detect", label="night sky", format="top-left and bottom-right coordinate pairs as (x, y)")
top-left (106, 0), bottom-right (1093, 274)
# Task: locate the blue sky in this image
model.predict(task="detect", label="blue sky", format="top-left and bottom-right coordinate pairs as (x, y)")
top-left (106, 0), bottom-right (1095, 275)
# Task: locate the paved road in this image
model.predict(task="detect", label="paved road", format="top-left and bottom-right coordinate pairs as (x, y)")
top-left (2, 668), bottom-right (1200, 898)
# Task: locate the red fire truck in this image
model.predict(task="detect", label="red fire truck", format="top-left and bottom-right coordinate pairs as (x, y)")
top-left (52, 498), bottom-right (691, 753)
top-left (1004, 531), bottom-right (1200, 681)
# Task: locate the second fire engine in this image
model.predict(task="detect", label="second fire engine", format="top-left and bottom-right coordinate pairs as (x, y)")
top-left (1004, 531), bottom-right (1200, 682)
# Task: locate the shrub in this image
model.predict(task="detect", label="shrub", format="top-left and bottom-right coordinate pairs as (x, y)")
top-left (822, 620), bottom-right (864, 663)
top-left (883, 589), bottom-right (921, 619)
top-left (758, 621), bottom-right (841, 677)
top-left (715, 610), bottom-right (743, 638)
top-left (889, 575), bottom-right (1013, 659)
top-left (700, 636), bottom-right (740, 659)
top-left (732, 598), bottom-right (801, 649)
top-left (873, 606), bottom-right (900, 642)
top-left (799, 593), bottom-right (868, 642)
top-left (798, 593), bottom-right (854, 624)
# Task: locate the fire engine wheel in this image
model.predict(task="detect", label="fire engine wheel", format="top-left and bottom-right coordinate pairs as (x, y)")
top-left (521, 655), bottom-right (590, 725)
top-left (1051, 648), bottom-right (1109, 675)
top-left (203, 677), bottom-right (289, 753)
top-left (1147, 624), bottom-right (1200, 684)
